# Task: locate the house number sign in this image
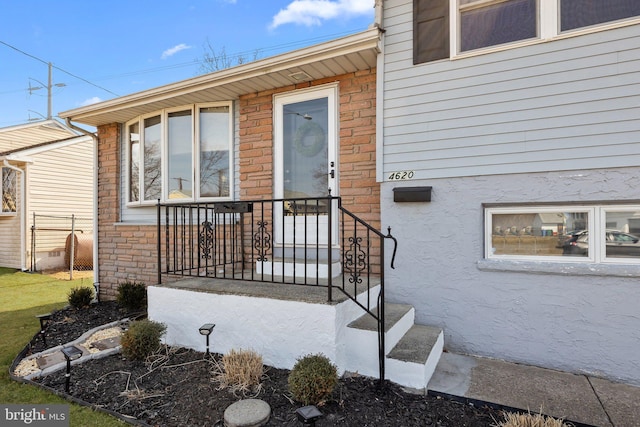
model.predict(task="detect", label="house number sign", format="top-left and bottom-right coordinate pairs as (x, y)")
top-left (388, 170), bottom-right (415, 180)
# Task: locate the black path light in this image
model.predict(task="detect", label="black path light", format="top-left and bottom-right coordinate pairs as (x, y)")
top-left (296, 405), bottom-right (323, 426)
top-left (61, 345), bottom-right (83, 393)
top-left (36, 313), bottom-right (52, 346)
top-left (199, 323), bottom-right (215, 356)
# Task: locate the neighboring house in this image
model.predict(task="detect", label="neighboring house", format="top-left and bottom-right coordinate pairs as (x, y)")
top-left (0, 119), bottom-right (94, 271)
top-left (380, 0), bottom-right (640, 387)
top-left (59, 0), bottom-right (640, 388)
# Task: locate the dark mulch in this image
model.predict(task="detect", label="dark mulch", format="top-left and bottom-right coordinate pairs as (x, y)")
top-left (26, 302), bottom-right (505, 427)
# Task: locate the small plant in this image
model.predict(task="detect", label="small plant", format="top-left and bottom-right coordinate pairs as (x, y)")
top-left (288, 353), bottom-right (338, 405)
top-left (493, 411), bottom-right (572, 427)
top-left (116, 281), bottom-right (147, 311)
top-left (67, 286), bottom-right (93, 308)
top-left (213, 349), bottom-right (265, 395)
top-left (120, 319), bottom-right (166, 360)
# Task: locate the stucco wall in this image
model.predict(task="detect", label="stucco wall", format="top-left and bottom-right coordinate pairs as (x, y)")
top-left (382, 167), bottom-right (640, 386)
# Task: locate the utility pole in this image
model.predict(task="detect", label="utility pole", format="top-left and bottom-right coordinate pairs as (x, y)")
top-left (28, 62), bottom-right (65, 120)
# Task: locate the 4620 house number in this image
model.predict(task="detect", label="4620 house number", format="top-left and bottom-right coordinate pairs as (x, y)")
top-left (388, 171), bottom-right (415, 180)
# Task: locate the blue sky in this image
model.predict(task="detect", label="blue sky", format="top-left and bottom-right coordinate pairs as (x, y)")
top-left (0, 0), bottom-right (375, 128)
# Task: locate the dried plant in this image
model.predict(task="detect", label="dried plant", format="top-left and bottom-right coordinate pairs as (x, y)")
top-left (212, 349), bottom-right (265, 396)
top-left (494, 411), bottom-right (574, 427)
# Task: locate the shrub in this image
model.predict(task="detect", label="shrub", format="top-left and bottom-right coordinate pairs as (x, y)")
top-left (116, 281), bottom-right (147, 311)
top-left (288, 353), bottom-right (338, 405)
top-left (495, 411), bottom-right (571, 427)
top-left (67, 286), bottom-right (93, 309)
top-left (120, 319), bottom-right (166, 360)
top-left (213, 349), bottom-right (264, 395)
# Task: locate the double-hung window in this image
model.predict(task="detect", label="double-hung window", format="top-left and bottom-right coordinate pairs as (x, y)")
top-left (485, 205), bottom-right (640, 264)
top-left (414, 0), bottom-right (640, 62)
top-left (1, 167), bottom-right (17, 214)
top-left (126, 103), bottom-right (232, 205)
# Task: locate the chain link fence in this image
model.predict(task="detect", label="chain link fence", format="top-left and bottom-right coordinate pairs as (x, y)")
top-left (30, 214), bottom-right (93, 276)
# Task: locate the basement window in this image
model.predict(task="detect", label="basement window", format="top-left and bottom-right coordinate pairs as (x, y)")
top-left (485, 205), bottom-right (640, 264)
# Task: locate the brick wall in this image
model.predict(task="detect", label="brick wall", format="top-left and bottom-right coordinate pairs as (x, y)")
top-left (96, 124), bottom-right (158, 299)
top-left (95, 68), bottom-right (379, 298)
top-left (239, 69), bottom-right (379, 228)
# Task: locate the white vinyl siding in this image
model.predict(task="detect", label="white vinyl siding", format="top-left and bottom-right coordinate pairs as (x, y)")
top-left (28, 139), bottom-right (94, 218)
top-left (383, 0), bottom-right (640, 180)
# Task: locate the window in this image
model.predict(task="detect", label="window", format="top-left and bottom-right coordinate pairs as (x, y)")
top-left (413, 0), bottom-right (640, 62)
top-left (486, 205), bottom-right (640, 263)
top-left (560, 0), bottom-right (640, 32)
top-left (126, 103), bottom-right (232, 204)
top-left (459, 0), bottom-right (537, 52)
top-left (1, 167), bottom-right (17, 213)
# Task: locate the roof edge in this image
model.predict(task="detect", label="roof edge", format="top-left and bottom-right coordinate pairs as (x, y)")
top-left (60, 28), bottom-right (381, 122)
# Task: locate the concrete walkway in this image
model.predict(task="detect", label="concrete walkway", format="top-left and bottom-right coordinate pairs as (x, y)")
top-left (428, 352), bottom-right (640, 427)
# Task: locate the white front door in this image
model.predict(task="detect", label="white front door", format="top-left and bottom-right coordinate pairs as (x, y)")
top-left (274, 85), bottom-right (338, 247)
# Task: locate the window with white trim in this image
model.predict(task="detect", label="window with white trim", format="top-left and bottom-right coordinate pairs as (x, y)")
top-left (413, 0), bottom-right (640, 62)
top-left (485, 205), bottom-right (640, 263)
top-left (1, 167), bottom-right (17, 214)
top-left (126, 103), bottom-right (232, 204)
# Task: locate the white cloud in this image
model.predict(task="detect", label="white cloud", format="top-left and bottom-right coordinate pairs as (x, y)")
top-left (269, 0), bottom-right (374, 29)
top-left (80, 97), bottom-right (102, 106)
top-left (161, 43), bottom-right (192, 60)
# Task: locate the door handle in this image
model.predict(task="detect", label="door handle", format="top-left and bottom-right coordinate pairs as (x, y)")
top-left (330, 169), bottom-right (335, 178)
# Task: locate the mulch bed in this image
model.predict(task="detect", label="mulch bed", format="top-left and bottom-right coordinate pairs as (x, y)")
top-left (24, 302), bottom-right (504, 426)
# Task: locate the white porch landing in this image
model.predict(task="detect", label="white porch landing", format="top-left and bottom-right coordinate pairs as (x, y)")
top-left (148, 277), bottom-right (443, 389)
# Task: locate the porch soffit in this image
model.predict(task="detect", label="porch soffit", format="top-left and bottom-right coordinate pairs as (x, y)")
top-left (60, 29), bottom-right (381, 128)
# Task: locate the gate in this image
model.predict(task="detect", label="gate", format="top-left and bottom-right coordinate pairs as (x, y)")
top-left (30, 214), bottom-right (93, 276)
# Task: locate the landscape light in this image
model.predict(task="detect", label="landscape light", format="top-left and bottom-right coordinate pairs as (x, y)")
top-left (36, 313), bottom-right (52, 346)
top-left (61, 345), bottom-right (83, 393)
top-left (199, 323), bottom-right (215, 355)
top-left (295, 405), bottom-right (323, 426)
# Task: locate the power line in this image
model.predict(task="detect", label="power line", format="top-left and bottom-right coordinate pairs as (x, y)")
top-left (1, 27), bottom-right (365, 97)
top-left (0, 40), bottom-right (119, 97)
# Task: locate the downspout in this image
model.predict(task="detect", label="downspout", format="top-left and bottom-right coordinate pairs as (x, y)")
top-left (373, 0), bottom-right (385, 182)
top-left (2, 160), bottom-right (26, 270)
top-left (64, 119), bottom-right (100, 302)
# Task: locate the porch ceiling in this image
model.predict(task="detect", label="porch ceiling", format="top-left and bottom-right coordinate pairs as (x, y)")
top-left (60, 28), bottom-right (381, 128)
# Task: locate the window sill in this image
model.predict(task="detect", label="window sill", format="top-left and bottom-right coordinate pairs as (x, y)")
top-left (477, 258), bottom-right (640, 277)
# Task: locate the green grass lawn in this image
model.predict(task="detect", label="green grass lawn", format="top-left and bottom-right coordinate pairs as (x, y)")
top-left (0, 268), bottom-right (125, 426)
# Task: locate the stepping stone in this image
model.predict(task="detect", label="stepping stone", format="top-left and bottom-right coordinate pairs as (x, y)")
top-left (224, 399), bottom-right (270, 427)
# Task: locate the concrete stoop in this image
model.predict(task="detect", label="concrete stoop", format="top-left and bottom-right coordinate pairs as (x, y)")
top-left (149, 281), bottom-right (442, 390)
top-left (344, 302), bottom-right (444, 390)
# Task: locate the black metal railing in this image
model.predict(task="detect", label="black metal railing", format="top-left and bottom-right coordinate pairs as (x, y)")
top-left (156, 196), bottom-right (397, 383)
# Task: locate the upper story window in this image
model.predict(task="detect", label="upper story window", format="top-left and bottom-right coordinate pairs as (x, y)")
top-left (459, 0), bottom-right (537, 52)
top-left (485, 205), bottom-right (640, 264)
top-left (560, 0), bottom-right (640, 32)
top-left (414, 0), bottom-right (640, 62)
top-left (1, 167), bottom-right (17, 214)
top-left (126, 103), bottom-right (232, 205)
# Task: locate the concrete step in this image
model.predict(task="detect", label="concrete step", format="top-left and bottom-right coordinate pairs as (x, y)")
top-left (347, 303), bottom-right (413, 334)
top-left (386, 324), bottom-right (444, 390)
top-left (256, 258), bottom-right (341, 279)
top-left (342, 303), bottom-right (414, 377)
